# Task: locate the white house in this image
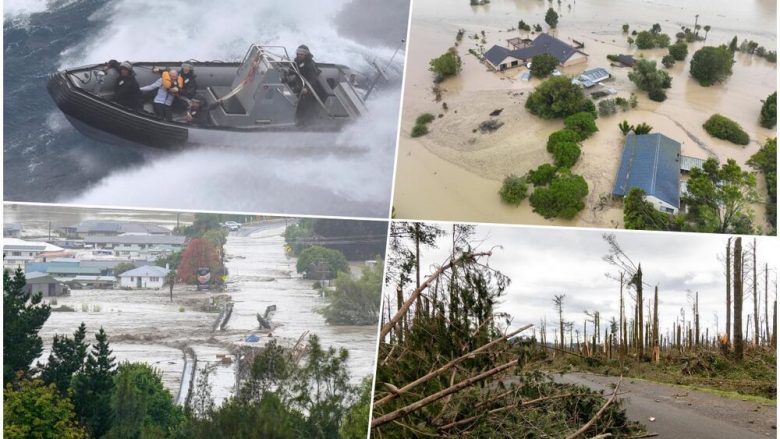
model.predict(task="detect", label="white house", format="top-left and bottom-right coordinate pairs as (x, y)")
top-left (3, 239), bottom-right (63, 272)
top-left (118, 265), bottom-right (170, 289)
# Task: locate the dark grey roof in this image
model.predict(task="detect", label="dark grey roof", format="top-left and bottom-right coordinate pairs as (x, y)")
top-left (84, 235), bottom-right (186, 245)
top-left (76, 221), bottom-right (171, 235)
top-left (617, 54), bottom-right (636, 66)
top-left (484, 45), bottom-right (513, 65)
top-left (612, 133), bottom-right (681, 208)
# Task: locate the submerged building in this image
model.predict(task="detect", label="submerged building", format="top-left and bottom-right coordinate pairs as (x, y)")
top-left (484, 33), bottom-right (588, 71)
top-left (612, 133), bottom-right (681, 213)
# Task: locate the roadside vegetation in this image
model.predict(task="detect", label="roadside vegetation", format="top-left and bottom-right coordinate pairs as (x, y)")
top-left (539, 234), bottom-right (777, 402)
top-left (747, 138), bottom-right (777, 233)
top-left (285, 218), bottom-right (387, 325)
top-left (429, 48), bottom-right (461, 83)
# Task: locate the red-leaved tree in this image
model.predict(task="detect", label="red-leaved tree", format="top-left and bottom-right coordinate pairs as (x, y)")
top-left (177, 238), bottom-right (220, 284)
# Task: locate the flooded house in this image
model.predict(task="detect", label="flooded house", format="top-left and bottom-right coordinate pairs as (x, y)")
top-left (484, 33), bottom-right (588, 71)
top-left (84, 234), bottom-right (187, 259)
top-left (61, 220), bottom-right (172, 238)
top-left (612, 133), bottom-right (682, 214)
top-left (118, 265), bottom-right (170, 289)
top-left (26, 259), bottom-right (103, 279)
top-left (22, 272), bottom-right (70, 297)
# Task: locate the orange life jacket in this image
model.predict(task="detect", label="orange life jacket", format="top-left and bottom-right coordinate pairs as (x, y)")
top-left (161, 71), bottom-right (184, 91)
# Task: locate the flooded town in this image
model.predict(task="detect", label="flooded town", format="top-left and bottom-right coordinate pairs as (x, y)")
top-left (393, 0), bottom-right (776, 235)
top-left (3, 204), bottom-right (386, 430)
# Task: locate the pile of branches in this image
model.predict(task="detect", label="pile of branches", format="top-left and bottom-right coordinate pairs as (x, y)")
top-left (373, 249), bottom-right (644, 438)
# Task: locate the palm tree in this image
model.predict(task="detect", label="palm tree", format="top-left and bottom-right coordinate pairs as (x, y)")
top-left (703, 25), bottom-right (711, 41)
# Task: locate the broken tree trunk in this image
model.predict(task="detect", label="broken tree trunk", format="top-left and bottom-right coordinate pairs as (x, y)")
top-left (733, 237), bottom-right (744, 360)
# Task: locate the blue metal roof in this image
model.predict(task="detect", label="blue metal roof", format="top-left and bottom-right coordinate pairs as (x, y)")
top-left (612, 133), bottom-right (681, 208)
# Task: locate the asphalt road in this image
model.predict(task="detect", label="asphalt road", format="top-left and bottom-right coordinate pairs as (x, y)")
top-left (554, 372), bottom-right (776, 439)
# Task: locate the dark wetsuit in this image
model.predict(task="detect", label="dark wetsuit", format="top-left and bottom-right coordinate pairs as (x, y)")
top-left (295, 54), bottom-right (325, 126)
top-left (114, 73), bottom-right (142, 110)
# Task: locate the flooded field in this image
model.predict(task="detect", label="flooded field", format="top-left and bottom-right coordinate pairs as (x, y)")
top-left (37, 222), bottom-right (379, 406)
top-left (393, 0), bottom-right (776, 229)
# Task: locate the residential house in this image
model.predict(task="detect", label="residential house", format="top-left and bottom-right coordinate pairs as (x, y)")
top-left (484, 33), bottom-right (588, 71)
top-left (612, 133), bottom-right (682, 213)
top-left (67, 275), bottom-right (118, 289)
top-left (25, 259), bottom-right (103, 279)
top-left (118, 265), bottom-right (170, 289)
top-left (84, 234), bottom-right (186, 259)
top-left (23, 272), bottom-right (70, 297)
top-left (60, 220), bottom-right (173, 238)
top-left (3, 239), bottom-right (62, 272)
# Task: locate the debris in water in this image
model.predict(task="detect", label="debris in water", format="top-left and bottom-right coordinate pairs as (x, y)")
top-left (478, 119), bottom-right (504, 133)
top-left (489, 108), bottom-right (503, 116)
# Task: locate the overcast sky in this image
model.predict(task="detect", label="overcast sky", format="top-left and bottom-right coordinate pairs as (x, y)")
top-left (389, 224), bottom-right (779, 344)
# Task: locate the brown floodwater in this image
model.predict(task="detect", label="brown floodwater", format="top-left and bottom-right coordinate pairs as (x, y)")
top-left (393, 0), bottom-right (776, 230)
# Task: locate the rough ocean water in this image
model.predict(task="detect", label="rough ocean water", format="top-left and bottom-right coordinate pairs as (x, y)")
top-left (3, 0), bottom-right (409, 217)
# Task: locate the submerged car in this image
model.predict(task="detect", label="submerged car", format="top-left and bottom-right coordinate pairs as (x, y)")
top-left (223, 221), bottom-right (241, 231)
top-left (47, 45), bottom-right (369, 148)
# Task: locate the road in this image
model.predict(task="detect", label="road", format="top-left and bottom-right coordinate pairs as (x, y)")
top-left (554, 372), bottom-right (776, 438)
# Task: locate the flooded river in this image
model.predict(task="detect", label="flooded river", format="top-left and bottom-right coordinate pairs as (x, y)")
top-left (37, 220), bottom-right (379, 406)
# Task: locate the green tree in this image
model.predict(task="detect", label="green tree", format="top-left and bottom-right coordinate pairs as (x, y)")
top-left (563, 112), bottom-right (599, 139)
top-left (113, 262), bottom-right (136, 276)
top-left (683, 158), bottom-right (757, 234)
top-left (339, 376), bottom-right (372, 439)
top-left (527, 163), bottom-right (557, 186)
top-left (661, 54), bottom-right (675, 68)
top-left (4, 268), bottom-right (51, 384)
top-left (669, 42), bottom-right (688, 61)
top-left (747, 138), bottom-right (777, 232)
top-left (760, 92), bottom-right (777, 129)
top-left (499, 175), bottom-right (529, 205)
top-left (296, 246), bottom-right (350, 280)
top-left (635, 31), bottom-right (655, 49)
top-left (622, 24), bottom-right (629, 33)
top-left (110, 362), bottom-right (184, 438)
top-left (530, 54), bottom-right (558, 78)
top-left (155, 251), bottom-right (182, 271)
top-left (518, 20), bottom-right (531, 32)
top-left (549, 141), bottom-right (582, 168)
top-left (618, 120), bottom-right (634, 135)
top-left (321, 260), bottom-right (382, 325)
top-left (728, 36), bottom-right (738, 52)
top-left (628, 59), bottom-right (672, 102)
top-left (429, 48), bottom-right (461, 81)
top-left (690, 46), bottom-right (735, 86)
top-left (72, 327), bottom-right (116, 438)
top-left (547, 128), bottom-right (581, 147)
top-left (702, 114), bottom-right (750, 145)
top-left (526, 76), bottom-right (595, 119)
top-left (40, 322), bottom-right (88, 395)
top-left (545, 8), bottom-right (558, 28)
top-left (184, 395), bottom-right (302, 439)
top-left (529, 170), bottom-right (589, 219)
top-left (633, 122), bottom-right (653, 135)
top-left (623, 187), bottom-right (678, 231)
top-left (4, 379), bottom-right (87, 439)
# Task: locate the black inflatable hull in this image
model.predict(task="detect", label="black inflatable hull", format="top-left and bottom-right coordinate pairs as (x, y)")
top-left (47, 72), bottom-right (188, 148)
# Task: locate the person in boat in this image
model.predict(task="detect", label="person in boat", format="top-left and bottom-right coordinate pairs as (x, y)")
top-left (113, 61), bottom-right (142, 110)
top-left (179, 63), bottom-right (198, 100)
top-left (140, 68), bottom-right (183, 121)
top-left (96, 59), bottom-right (120, 94)
top-left (292, 44), bottom-right (326, 126)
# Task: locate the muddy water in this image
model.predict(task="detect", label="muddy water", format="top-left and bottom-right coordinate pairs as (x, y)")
top-left (221, 224), bottom-right (380, 384)
top-left (394, 0), bottom-right (776, 230)
top-left (38, 288), bottom-right (216, 397)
